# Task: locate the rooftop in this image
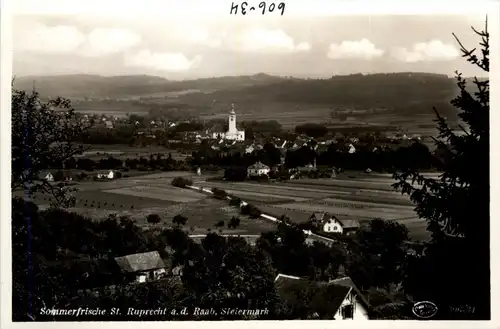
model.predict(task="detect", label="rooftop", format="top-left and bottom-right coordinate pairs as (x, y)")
top-left (114, 251), bottom-right (166, 273)
top-left (248, 161), bottom-right (270, 170)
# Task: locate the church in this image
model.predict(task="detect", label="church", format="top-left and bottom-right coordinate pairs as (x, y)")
top-left (211, 103), bottom-right (245, 141)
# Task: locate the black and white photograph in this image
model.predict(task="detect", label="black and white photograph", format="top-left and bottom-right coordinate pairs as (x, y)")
top-left (2, 0), bottom-right (499, 325)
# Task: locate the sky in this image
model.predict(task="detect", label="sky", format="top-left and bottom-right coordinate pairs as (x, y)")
top-left (10, 1), bottom-right (491, 80)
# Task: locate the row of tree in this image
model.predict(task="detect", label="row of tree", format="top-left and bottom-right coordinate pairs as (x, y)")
top-left (190, 139), bottom-right (442, 173)
top-left (60, 154), bottom-right (188, 172)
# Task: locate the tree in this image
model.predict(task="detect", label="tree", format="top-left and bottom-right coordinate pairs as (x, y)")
top-left (346, 219), bottom-right (408, 290)
top-left (229, 197), bottom-right (242, 207)
top-left (211, 188), bottom-right (227, 200)
top-left (241, 204), bottom-right (262, 219)
top-left (12, 87), bottom-right (92, 207)
top-left (147, 214), bottom-right (162, 224)
top-left (392, 21), bottom-right (490, 319)
top-left (53, 170), bottom-right (65, 182)
top-left (173, 214), bottom-right (188, 227)
top-left (295, 123), bottom-right (328, 138)
top-left (171, 176), bottom-right (193, 188)
top-left (228, 216), bottom-right (241, 229)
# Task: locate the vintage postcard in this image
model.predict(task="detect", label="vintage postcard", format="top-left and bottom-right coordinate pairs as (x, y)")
top-left (1, 0), bottom-right (499, 328)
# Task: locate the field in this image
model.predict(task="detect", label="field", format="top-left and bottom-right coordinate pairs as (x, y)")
top-left (196, 172), bottom-right (436, 241)
top-left (20, 169), bottom-right (436, 240)
top-left (23, 171), bottom-right (276, 235)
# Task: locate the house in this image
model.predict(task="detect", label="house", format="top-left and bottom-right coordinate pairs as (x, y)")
top-left (274, 273), bottom-right (370, 320)
top-left (310, 212), bottom-right (360, 235)
top-left (114, 251), bottom-right (168, 284)
top-left (247, 161), bottom-right (271, 177)
top-left (96, 170), bottom-right (114, 180)
top-left (245, 145), bottom-right (255, 154)
top-left (328, 276), bottom-right (371, 320)
top-left (39, 171), bottom-right (54, 182)
top-left (104, 120), bottom-right (114, 129)
top-left (323, 216), bottom-right (360, 235)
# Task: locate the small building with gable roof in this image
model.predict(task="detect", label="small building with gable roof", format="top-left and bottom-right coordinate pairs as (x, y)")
top-left (114, 251), bottom-right (167, 283)
top-left (247, 161), bottom-right (271, 177)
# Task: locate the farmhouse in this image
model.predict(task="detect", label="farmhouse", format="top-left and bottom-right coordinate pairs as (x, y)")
top-left (211, 103), bottom-right (245, 141)
top-left (114, 251), bottom-right (168, 284)
top-left (324, 216), bottom-right (360, 235)
top-left (274, 274), bottom-right (370, 320)
top-left (96, 170), bottom-right (115, 180)
top-left (310, 212), bottom-right (360, 235)
top-left (247, 162), bottom-right (271, 177)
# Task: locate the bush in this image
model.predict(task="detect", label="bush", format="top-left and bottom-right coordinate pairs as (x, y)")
top-left (215, 220), bottom-right (225, 228)
top-left (173, 214), bottom-right (188, 226)
top-left (171, 176), bottom-right (193, 188)
top-left (241, 203), bottom-right (262, 218)
top-left (211, 188), bottom-right (227, 200)
top-left (229, 197), bottom-right (242, 207)
top-left (147, 214), bottom-right (162, 224)
top-left (228, 216), bottom-right (241, 229)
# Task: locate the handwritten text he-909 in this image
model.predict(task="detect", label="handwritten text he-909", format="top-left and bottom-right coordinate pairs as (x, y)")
top-left (230, 2), bottom-right (286, 15)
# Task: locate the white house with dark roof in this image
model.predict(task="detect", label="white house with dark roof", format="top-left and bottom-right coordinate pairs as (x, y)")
top-left (310, 212), bottom-right (360, 235)
top-left (324, 217), bottom-right (360, 235)
top-left (96, 170), bottom-right (115, 180)
top-left (247, 161), bottom-right (271, 177)
top-left (114, 251), bottom-right (167, 283)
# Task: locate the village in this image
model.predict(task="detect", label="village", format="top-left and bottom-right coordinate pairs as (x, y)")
top-left (14, 102), bottom-right (442, 321)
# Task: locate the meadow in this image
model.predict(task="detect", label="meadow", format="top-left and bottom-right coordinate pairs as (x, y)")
top-left (193, 173), bottom-right (432, 241)
top-left (21, 169), bottom-right (432, 241)
top-left (23, 171), bottom-right (277, 236)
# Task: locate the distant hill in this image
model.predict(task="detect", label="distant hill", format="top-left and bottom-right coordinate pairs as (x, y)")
top-left (193, 72), bottom-right (457, 107)
top-left (12, 72), bottom-right (485, 118)
top-left (178, 72), bottom-right (464, 117)
top-left (12, 73), bottom-right (285, 98)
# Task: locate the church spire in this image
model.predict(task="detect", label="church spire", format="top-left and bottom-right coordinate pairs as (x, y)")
top-left (230, 102), bottom-right (236, 115)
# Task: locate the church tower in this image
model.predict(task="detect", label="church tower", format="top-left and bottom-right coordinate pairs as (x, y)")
top-left (228, 103), bottom-right (237, 133)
